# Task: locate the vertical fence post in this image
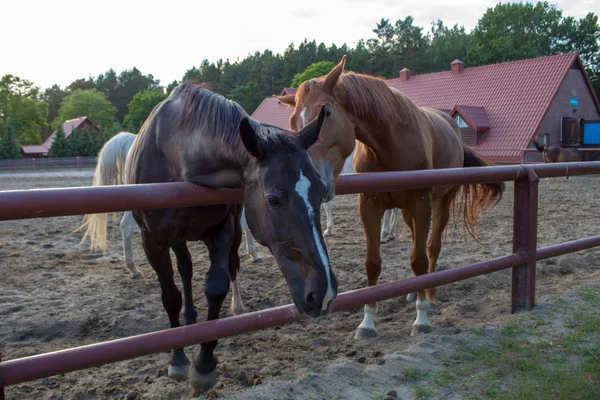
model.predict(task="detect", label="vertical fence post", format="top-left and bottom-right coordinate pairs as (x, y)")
top-left (512, 168), bottom-right (539, 312)
top-left (1, 346), bottom-right (4, 400)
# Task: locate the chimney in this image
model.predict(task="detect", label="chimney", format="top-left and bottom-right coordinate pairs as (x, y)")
top-left (451, 59), bottom-right (464, 74)
top-left (400, 67), bottom-right (411, 82)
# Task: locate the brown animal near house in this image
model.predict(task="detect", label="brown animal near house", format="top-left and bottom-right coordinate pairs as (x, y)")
top-left (275, 55), bottom-right (505, 340)
top-left (532, 139), bottom-right (584, 163)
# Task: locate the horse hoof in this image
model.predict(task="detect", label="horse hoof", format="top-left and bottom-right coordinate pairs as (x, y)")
top-left (410, 324), bottom-right (432, 337)
top-left (324, 229), bottom-right (333, 237)
top-left (354, 327), bottom-right (377, 340)
top-left (189, 368), bottom-right (218, 394)
top-left (406, 293), bottom-right (417, 303)
top-left (130, 271), bottom-right (144, 280)
top-left (231, 304), bottom-right (244, 315)
top-left (168, 363), bottom-right (190, 382)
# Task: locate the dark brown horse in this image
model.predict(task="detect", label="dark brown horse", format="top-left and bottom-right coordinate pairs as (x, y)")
top-left (276, 56), bottom-right (504, 339)
top-left (532, 139), bottom-right (584, 162)
top-left (127, 83), bottom-right (337, 394)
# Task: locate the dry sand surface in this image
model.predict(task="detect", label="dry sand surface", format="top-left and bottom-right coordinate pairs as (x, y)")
top-left (1, 169), bottom-right (599, 399)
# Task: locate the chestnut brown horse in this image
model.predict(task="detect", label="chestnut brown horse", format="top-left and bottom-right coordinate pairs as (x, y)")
top-left (532, 139), bottom-right (584, 162)
top-left (127, 83), bottom-right (337, 395)
top-left (276, 56), bottom-right (504, 338)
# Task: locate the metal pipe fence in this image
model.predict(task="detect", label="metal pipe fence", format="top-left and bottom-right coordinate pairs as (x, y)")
top-left (1, 161), bottom-right (600, 396)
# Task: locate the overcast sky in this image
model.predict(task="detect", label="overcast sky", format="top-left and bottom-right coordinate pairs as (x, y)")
top-left (2, 0), bottom-right (597, 90)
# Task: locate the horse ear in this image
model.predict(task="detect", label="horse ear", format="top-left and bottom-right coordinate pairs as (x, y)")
top-left (239, 118), bottom-right (265, 159)
top-left (297, 105), bottom-right (328, 150)
top-left (273, 94), bottom-right (296, 107)
top-left (322, 55), bottom-right (346, 93)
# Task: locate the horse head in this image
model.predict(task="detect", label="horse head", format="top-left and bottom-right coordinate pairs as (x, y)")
top-left (238, 107), bottom-right (338, 317)
top-left (274, 56), bottom-right (356, 202)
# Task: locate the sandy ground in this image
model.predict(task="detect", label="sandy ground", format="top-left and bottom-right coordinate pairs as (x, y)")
top-left (1, 169), bottom-right (599, 400)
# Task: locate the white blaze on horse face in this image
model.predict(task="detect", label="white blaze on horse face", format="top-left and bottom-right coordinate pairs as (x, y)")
top-left (300, 107), bottom-right (307, 128)
top-left (295, 170), bottom-right (335, 312)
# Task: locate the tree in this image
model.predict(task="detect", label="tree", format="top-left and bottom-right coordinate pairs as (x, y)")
top-left (0, 123), bottom-right (21, 159)
top-left (466, 2), bottom-right (599, 66)
top-left (227, 81), bottom-right (265, 114)
top-left (66, 129), bottom-right (83, 157)
top-left (42, 84), bottom-right (67, 139)
top-left (123, 89), bottom-right (167, 133)
top-left (49, 124), bottom-right (69, 157)
top-left (427, 20), bottom-right (471, 72)
top-left (79, 126), bottom-right (96, 156)
top-left (291, 61), bottom-right (335, 87)
top-left (54, 89), bottom-right (117, 130)
top-left (0, 74), bottom-right (48, 145)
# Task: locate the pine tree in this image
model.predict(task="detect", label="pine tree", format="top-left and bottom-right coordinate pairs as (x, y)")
top-left (67, 129), bottom-right (83, 157)
top-left (50, 124), bottom-right (69, 157)
top-left (80, 127), bottom-right (96, 156)
top-left (0, 124), bottom-right (22, 159)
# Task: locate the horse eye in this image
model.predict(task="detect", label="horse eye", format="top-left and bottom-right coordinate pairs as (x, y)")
top-left (265, 194), bottom-right (282, 209)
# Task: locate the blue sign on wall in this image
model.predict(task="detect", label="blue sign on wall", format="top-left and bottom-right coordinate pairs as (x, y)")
top-left (570, 97), bottom-right (579, 107)
top-left (583, 123), bottom-right (600, 145)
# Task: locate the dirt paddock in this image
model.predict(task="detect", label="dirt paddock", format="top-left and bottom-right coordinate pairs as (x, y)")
top-left (1, 169), bottom-right (599, 399)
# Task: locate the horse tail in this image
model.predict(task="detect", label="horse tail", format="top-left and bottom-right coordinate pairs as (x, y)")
top-left (77, 132), bottom-right (137, 252)
top-left (454, 145), bottom-right (506, 240)
top-left (531, 139), bottom-right (545, 153)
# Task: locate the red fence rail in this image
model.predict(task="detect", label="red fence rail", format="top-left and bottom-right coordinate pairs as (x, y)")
top-left (1, 161), bottom-right (600, 397)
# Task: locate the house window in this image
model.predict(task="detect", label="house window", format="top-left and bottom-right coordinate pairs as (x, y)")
top-left (454, 115), bottom-right (468, 128)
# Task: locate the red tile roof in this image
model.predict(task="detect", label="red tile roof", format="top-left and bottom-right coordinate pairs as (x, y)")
top-left (252, 53), bottom-right (600, 163)
top-left (252, 97), bottom-right (293, 129)
top-left (280, 87), bottom-right (297, 95)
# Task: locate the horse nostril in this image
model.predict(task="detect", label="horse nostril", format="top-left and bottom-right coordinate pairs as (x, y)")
top-left (305, 291), bottom-right (321, 312)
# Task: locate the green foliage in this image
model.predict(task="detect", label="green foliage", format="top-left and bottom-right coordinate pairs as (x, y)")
top-left (42, 84), bottom-right (67, 139)
top-left (466, 2), bottom-right (600, 66)
top-left (291, 61), bottom-right (335, 87)
top-left (227, 81), bottom-right (266, 113)
top-left (55, 89), bottom-right (117, 130)
top-left (0, 123), bottom-right (22, 159)
top-left (0, 74), bottom-right (47, 145)
top-left (123, 89), bottom-right (167, 133)
top-left (49, 124), bottom-right (69, 157)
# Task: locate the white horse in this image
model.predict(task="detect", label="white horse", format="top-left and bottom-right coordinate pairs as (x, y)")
top-left (316, 141), bottom-right (400, 242)
top-left (78, 132), bottom-right (254, 315)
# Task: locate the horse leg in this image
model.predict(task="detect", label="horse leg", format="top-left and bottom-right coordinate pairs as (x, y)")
top-left (240, 206), bottom-right (262, 263)
top-left (380, 209), bottom-right (393, 243)
top-left (121, 212), bottom-right (143, 279)
top-left (407, 200), bottom-right (433, 337)
top-left (172, 242), bottom-right (197, 326)
top-left (141, 234), bottom-right (189, 381)
top-left (323, 200), bottom-right (334, 236)
top-left (229, 204), bottom-right (244, 315)
top-left (402, 209), bottom-right (418, 303)
top-left (189, 216), bottom-right (233, 394)
top-left (355, 194), bottom-right (385, 339)
top-left (426, 191), bottom-right (455, 309)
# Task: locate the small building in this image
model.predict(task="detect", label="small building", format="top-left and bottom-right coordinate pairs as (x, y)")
top-left (43, 116), bottom-right (101, 152)
top-left (21, 145), bottom-right (49, 158)
top-left (252, 52), bottom-right (600, 164)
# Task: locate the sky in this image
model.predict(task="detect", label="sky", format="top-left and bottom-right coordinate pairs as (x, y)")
top-left (2, 0), bottom-right (598, 90)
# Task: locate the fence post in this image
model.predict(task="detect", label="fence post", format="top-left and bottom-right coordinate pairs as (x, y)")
top-left (512, 168), bottom-right (539, 312)
top-left (1, 346), bottom-right (4, 400)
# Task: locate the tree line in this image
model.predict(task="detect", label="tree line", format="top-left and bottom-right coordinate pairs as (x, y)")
top-left (0, 1), bottom-right (598, 159)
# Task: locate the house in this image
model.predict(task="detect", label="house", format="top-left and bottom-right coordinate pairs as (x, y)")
top-left (252, 53), bottom-right (600, 164)
top-left (43, 116), bottom-right (101, 152)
